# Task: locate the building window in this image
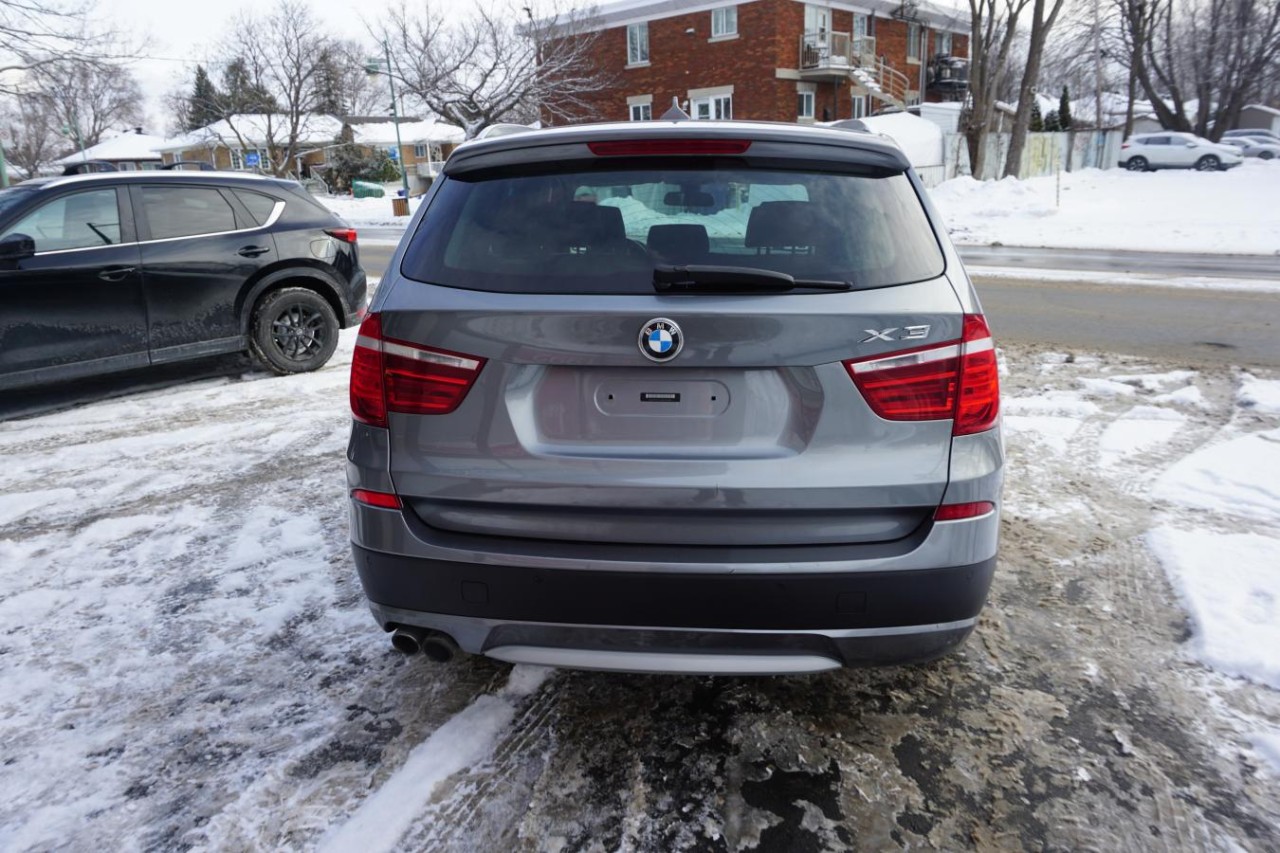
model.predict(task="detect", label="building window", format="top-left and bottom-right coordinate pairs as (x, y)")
top-left (118, 162), bottom-right (136, 171)
top-left (907, 24), bottom-right (922, 61)
top-left (797, 91), bottom-right (815, 120)
top-left (230, 148), bottom-right (270, 170)
top-left (692, 94), bottom-right (732, 120)
top-left (851, 94), bottom-right (867, 119)
top-left (627, 22), bottom-right (649, 64)
top-left (853, 15), bottom-right (868, 38)
top-left (935, 30), bottom-right (952, 55)
top-left (413, 144), bottom-right (428, 158)
top-left (711, 6), bottom-right (737, 37)
top-left (630, 102), bottom-right (652, 121)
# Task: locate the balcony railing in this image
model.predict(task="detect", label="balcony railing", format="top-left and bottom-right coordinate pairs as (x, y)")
top-left (799, 31), bottom-right (876, 72)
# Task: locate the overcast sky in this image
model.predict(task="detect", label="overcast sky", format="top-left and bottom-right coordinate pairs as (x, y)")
top-left (117, 0), bottom-right (574, 133)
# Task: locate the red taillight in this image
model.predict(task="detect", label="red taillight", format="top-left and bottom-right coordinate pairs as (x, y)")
top-left (351, 314), bottom-right (387, 427)
top-left (351, 488), bottom-right (402, 509)
top-left (326, 228), bottom-right (358, 243)
top-left (349, 313), bottom-right (485, 426)
top-left (844, 313), bottom-right (999, 435)
top-left (954, 314), bottom-right (1000, 436)
top-left (587, 139), bottom-right (752, 156)
top-left (1121, 142), bottom-right (1130, 149)
top-left (934, 501), bottom-right (995, 521)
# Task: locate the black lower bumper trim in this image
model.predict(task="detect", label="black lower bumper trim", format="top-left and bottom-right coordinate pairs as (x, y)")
top-left (352, 545), bottom-right (996, 631)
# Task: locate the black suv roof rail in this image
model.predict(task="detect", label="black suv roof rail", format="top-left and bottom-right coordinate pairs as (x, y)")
top-left (60, 160), bottom-right (119, 175)
top-left (161, 160), bottom-right (217, 171)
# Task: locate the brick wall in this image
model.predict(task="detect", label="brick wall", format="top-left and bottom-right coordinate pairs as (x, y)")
top-left (562, 0), bottom-right (970, 124)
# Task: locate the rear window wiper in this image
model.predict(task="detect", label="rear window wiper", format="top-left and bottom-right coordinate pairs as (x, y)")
top-left (653, 264), bottom-right (853, 294)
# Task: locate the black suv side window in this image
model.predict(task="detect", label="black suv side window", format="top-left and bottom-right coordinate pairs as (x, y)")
top-left (141, 186), bottom-right (238, 240)
top-left (0, 188), bottom-right (121, 252)
top-left (233, 190), bottom-right (280, 226)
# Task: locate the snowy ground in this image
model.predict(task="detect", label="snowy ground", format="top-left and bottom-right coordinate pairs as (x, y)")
top-left (930, 160), bottom-right (1280, 255)
top-left (1, 334), bottom-right (1279, 848)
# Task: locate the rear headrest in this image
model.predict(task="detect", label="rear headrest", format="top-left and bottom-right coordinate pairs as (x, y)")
top-left (551, 202), bottom-right (625, 247)
top-left (744, 201), bottom-right (823, 248)
top-left (646, 224), bottom-right (709, 258)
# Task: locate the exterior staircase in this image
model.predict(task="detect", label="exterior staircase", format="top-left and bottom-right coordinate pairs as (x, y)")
top-left (799, 32), bottom-right (911, 111)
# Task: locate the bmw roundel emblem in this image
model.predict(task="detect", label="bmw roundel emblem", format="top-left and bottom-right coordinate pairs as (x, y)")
top-left (639, 318), bottom-right (683, 362)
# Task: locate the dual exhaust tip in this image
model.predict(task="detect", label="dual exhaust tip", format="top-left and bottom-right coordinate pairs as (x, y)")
top-left (391, 625), bottom-right (460, 662)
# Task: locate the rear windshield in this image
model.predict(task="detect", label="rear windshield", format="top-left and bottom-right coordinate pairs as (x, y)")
top-left (399, 162), bottom-right (945, 293)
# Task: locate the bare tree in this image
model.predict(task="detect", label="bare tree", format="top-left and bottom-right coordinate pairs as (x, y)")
top-left (28, 58), bottom-right (143, 146)
top-left (0, 94), bottom-right (62, 175)
top-left (1, 1), bottom-right (142, 97)
top-left (1002, 0), bottom-right (1069, 176)
top-left (203, 0), bottom-right (340, 176)
top-left (380, 2), bottom-right (616, 139)
top-left (964, 0), bottom-right (1031, 178)
top-left (1119, 0), bottom-right (1280, 138)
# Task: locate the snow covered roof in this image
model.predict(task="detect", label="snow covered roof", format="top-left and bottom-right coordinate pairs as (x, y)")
top-left (155, 114), bottom-right (346, 152)
top-left (346, 119), bottom-right (465, 147)
top-left (54, 132), bottom-right (169, 165)
top-left (1243, 104), bottom-right (1280, 117)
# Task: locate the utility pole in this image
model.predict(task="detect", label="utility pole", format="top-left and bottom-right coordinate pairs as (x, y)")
top-left (365, 42), bottom-right (410, 198)
top-left (1093, 0), bottom-right (1105, 163)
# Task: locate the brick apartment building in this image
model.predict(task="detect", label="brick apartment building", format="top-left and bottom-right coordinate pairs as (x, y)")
top-left (564, 0), bottom-right (969, 126)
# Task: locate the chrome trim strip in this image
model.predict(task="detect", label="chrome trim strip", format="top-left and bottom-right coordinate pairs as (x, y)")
top-left (849, 342), bottom-right (960, 374)
top-left (486, 647), bottom-right (841, 674)
top-left (380, 340), bottom-right (480, 370)
top-left (30, 198), bottom-right (285, 257)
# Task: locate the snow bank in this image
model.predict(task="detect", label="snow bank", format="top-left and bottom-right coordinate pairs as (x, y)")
top-left (931, 161), bottom-right (1280, 254)
top-left (1153, 427), bottom-right (1280, 524)
top-left (1098, 405), bottom-right (1185, 466)
top-left (1147, 527), bottom-right (1280, 689)
top-left (322, 191), bottom-right (423, 227)
top-left (1238, 374), bottom-right (1280, 414)
top-left (852, 112), bottom-right (943, 167)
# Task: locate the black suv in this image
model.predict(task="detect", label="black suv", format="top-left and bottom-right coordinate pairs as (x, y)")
top-left (0, 171), bottom-right (366, 390)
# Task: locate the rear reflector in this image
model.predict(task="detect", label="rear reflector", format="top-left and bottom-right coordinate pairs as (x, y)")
top-left (934, 501), bottom-right (995, 521)
top-left (587, 139), bottom-right (752, 156)
top-left (844, 313), bottom-right (1000, 435)
top-left (326, 228), bottom-right (358, 243)
top-left (351, 489), bottom-right (402, 509)
top-left (350, 313), bottom-right (486, 427)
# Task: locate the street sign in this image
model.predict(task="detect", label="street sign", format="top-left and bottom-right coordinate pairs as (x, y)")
top-left (387, 147), bottom-right (399, 161)
top-left (243, 151), bottom-right (260, 167)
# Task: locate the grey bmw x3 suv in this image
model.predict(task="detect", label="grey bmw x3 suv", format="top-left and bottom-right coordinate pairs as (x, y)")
top-left (347, 120), bottom-right (1003, 674)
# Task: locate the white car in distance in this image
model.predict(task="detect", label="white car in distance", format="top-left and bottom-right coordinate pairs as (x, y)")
top-left (1119, 132), bottom-right (1245, 172)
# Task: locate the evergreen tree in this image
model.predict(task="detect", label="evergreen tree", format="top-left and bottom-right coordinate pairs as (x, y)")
top-left (1058, 86), bottom-right (1072, 130)
top-left (1043, 109), bottom-right (1060, 132)
top-left (221, 58), bottom-right (277, 114)
top-left (312, 49), bottom-right (346, 117)
top-left (188, 66), bottom-right (223, 130)
top-left (1029, 99), bottom-right (1044, 132)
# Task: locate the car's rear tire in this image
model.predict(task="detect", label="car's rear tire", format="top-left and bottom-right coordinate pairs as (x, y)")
top-left (1125, 156), bottom-right (1148, 171)
top-left (249, 287), bottom-right (339, 375)
top-left (1194, 155), bottom-right (1220, 171)
top-left (1261, 151), bottom-right (1275, 160)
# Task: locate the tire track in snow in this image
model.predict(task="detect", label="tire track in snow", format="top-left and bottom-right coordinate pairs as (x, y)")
top-left (316, 664), bottom-right (553, 853)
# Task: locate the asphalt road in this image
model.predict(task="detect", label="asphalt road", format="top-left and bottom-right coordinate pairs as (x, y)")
top-left (360, 243), bottom-right (1280, 369)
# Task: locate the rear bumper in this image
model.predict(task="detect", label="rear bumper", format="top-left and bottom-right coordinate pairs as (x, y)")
top-left (353, 544), bottom-right (995, 670)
